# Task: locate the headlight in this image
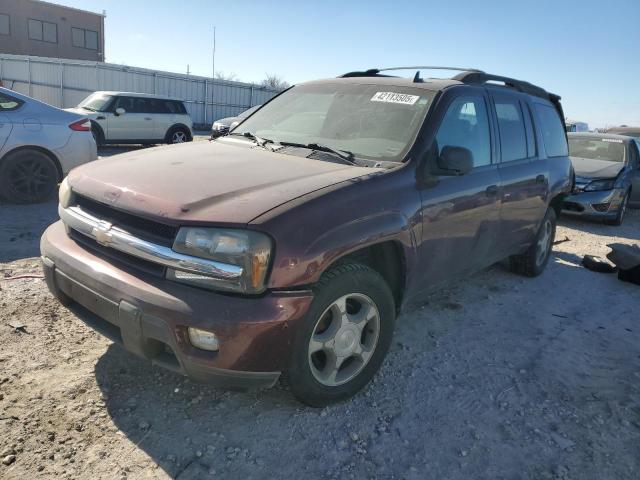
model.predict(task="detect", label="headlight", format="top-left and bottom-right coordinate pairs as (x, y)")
top-left (584, 179), bottom-right (616, 192)
top-left (168, 227), bottom-right (272, 293)
top-left (58, 177), bottom-right (73, 208)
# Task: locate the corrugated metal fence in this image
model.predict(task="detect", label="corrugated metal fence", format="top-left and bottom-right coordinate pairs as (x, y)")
top-left (0, 53), bottom-right (281, 128)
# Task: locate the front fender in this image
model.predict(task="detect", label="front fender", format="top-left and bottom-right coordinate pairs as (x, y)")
top-left (267, 211), bottom-right (418, 288)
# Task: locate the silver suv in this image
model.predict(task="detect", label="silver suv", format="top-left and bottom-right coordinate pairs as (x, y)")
top-left (68, 92), bottom-right (193, 146)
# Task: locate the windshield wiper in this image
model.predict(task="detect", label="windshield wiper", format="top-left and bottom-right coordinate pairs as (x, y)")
top-left (228, 131), bottom-right (274, 149)
top-left (279, 142), bottom-right (358, 166)
top-left (81, 106), bottom-right (96, 111)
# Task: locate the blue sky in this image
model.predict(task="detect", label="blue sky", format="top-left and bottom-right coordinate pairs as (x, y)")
top-left (57, 0), bottom-right (639, 128)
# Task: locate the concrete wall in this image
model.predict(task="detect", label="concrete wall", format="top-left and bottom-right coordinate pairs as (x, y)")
top-left (0, 0), bottom-right (105, 61)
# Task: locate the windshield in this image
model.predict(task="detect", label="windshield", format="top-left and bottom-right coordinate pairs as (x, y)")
top-left (78, 93), bottom-right (113, 112)
top-left (568, 137), bottom-right (626, 163)
top-left (239, 105), bottom-right (260, 119)
top-left (234, 83), bottom-right (433, 162)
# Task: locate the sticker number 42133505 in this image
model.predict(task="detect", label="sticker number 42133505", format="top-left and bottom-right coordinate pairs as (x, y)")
top-left (370, 92), bottom-right (420, 105)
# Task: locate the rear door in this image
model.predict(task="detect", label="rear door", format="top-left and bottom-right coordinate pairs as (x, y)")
top-left (417, 88), bottom-right (502, 286)
top-left (489, 91), bottom-right (547, 255)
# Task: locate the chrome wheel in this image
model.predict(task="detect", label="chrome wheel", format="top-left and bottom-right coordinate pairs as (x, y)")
top-left (308, 293), bottom-right (380, 387)
top-left (171, 130), bottom-right (187, 143)
top-left (535, 218), bottom-right (553, 267)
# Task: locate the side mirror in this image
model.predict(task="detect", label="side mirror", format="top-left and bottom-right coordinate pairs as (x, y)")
top-left (437, 146), bottom-right (473, 176)
top-left (115, 107), bottom-right (126, 116)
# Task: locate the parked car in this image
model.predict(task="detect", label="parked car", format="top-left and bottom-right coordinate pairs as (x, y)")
top-left (210, 104), bottom-right (261, 139)
top-left (68, 91), bottom-right (193, 146)
top-left (604, 126), bottom-right (640, 139)
top-left (565, 119), bottom-right (589, 132)
top-left (41, 67), bottom-right (572, 406)
top-left (562, 132), bottom-right (640, 225)
top-left (0, 87), bottom-right (97, 204)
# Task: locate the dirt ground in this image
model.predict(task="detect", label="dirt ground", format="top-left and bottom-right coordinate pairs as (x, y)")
top-left (1, 160), bottom-right (639, 478)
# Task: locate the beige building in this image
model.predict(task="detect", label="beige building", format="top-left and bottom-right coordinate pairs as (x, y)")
top-left (0, 0), bottom-right (105, 61)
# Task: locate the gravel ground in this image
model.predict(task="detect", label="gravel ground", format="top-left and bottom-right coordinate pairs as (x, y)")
top-left (1, 164), bottom-right (639, 479)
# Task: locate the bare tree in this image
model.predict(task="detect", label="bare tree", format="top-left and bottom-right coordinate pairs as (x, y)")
top-left (214, 71), bottom-right (239, 82)
top-left (261, 74), bottom-right (290, 90)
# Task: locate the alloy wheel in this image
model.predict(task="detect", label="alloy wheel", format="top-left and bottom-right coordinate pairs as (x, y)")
top-left (308, 293), bottom-right (380, 387)
top-left (8, 156), bottom-right (57, 202)
top-left (535, 218), bottom-right (553, 267)
top-left (171, 131), bottom-right (187, 143)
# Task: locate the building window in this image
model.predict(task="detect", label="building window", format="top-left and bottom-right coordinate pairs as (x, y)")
top-left (72, 27), bottom-right (99, 50)
top-left (28, 19), bottom-right (57, 43)
top-left (0, 14), bottom-right (9, 36)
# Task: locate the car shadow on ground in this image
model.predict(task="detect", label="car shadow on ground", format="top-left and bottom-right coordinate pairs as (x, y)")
top-left (0, 200), bottom-right (58, 263)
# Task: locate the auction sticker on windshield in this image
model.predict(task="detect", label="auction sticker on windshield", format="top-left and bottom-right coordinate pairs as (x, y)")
top-left (371, 92), bottom-right (420, 105)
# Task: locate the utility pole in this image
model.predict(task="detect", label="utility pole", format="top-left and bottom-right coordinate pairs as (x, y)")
top-left (212, 26), bottom-right (216, 80)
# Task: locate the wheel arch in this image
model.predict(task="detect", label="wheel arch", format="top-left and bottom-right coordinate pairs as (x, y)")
top-left (90, 120), bottom-right (105, 143)
top-left (164, 123), bottom-right (193, 142)
top-left (0, 145), bottom-right (63, 181)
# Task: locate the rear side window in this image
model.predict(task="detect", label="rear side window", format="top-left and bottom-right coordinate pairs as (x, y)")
top-left (0, 92), bottom-right (23, 111)
top-left (494, 95), bottom-right (527, 162)
top-left (435, 95), bottom-right (492, 167)
top-left (534, 103), bottom-right (568, 157)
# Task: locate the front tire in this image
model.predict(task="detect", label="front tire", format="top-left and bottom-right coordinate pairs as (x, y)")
top-left (509, 207), bottom-right (557, 277)
top-left (0, 149), bottom-right (59, 204)
top-left (604, 190), bottom-right (629, 226)
top-left (288, 263), bottom-right (395, 407)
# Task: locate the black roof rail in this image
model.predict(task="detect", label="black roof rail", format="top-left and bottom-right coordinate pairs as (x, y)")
top-left (453, 71), bottom-right (560, 101)
top-left (339, 66), bottom-right (483, 78)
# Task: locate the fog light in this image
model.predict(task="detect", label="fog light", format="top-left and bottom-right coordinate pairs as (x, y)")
top-left (188, 327), bottom-right (219, 351)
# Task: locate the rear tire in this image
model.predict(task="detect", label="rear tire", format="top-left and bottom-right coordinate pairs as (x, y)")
top-left (166, 127), bottom-right (190, 144)
top-left (288, 263), bottom-right (395, 407)
top-left (604, 190), bottom-right (629, 226)
top-left (509, 207), bottom-right (557, 277)
top-left (91, 125), bottom-right (105, 146)
top-left (0, 149), bottom-right (59, 204)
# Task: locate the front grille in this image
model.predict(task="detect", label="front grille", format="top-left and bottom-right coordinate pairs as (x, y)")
top-left (75, 195), bottom-right (178, 247)
top-left (69, 229), bottom-right (166, 278)
top-left (563, 202), bottom-right (585, 212)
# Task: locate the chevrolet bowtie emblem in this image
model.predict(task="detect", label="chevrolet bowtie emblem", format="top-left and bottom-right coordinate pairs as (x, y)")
top-left (91, 221), bottom-right (113, 246)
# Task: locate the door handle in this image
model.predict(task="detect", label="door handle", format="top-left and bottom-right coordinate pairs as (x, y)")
top-left (485, 185), bottom-right (499, 196)
top-left (144, 117), bottom-right (152, 121)
top-left (96, 116), bottom-right (106, 120)
top-left (536, 174), bottom-right (546, 184)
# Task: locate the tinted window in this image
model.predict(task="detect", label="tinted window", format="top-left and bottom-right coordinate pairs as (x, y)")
top-left (85, 30), bottom-right (98, 50)
top-left (114, 96), bottom-right (135, 112)
top-left (494, 96), bottom-right (527, 162)
top-left (0, 92), bottom-right (23, 111)
top-left (28, 19), bottom-right (42, 41)
top-left (42, 21), bottom-right (57, 43)
top-left (0, 14), bottom-right (9, 35)
top-left (534, 103), bottom-right (568, 157)
top-left (72, 27), bottom-right (84, 47)
top-left (435, 95), bottom-right (491, 167)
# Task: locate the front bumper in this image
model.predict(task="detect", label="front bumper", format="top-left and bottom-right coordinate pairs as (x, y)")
top-left (561, 188), bottom-right (626, 220)
top-left (41, 221), bottom-right (314, 389)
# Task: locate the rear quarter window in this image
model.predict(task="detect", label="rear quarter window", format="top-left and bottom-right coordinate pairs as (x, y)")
top-left (534, 103), bottom-right (568, 157)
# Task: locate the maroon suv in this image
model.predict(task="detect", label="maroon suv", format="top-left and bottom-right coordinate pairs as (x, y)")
top-left (41, 67), bottom-right (572, 406)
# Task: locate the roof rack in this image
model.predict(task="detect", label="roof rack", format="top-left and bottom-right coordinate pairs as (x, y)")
top-left (339, 66), bottom-right (483, 78)
top-left (453, 71), bottom-right (559, 101)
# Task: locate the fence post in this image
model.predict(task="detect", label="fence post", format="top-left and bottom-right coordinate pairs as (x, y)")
top-left (60, 61), bottom-right (64, 107)
top-left (204, 79), bottom-right (208, 126)
top-left (27, 57), bottom-right (32, 96)
top-left (249, 84), bottom-right (254, 107)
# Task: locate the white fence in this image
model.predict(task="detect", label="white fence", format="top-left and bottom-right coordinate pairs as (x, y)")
top-left (0, 53), bottom-right (281, 127)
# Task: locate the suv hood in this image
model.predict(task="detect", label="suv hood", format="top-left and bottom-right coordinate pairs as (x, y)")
top-left (569, 156), bottom-right (624, 180)
top-left (68, 140), bottom-right (381, 225)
